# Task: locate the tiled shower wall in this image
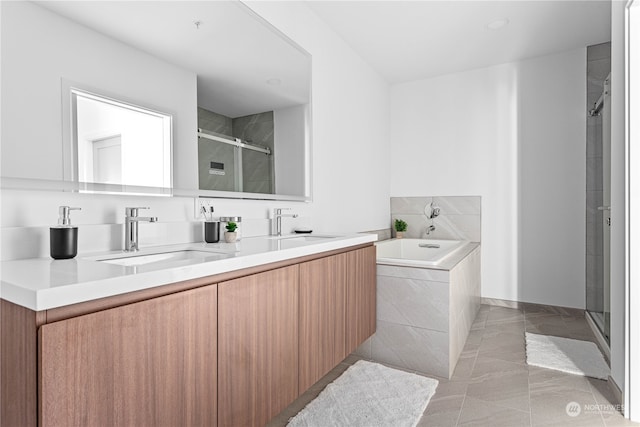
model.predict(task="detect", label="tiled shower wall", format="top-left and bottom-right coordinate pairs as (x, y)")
top-left (198, 108), bottom-right (274, 194)
top-left (233, 111), bottom-right (275, 194)
top-left (586, 42), bottom-right (611, 316)
top-left (390, 196), bottom-right (481, 242)
top-left (198, 108), bottom-right (236, 191)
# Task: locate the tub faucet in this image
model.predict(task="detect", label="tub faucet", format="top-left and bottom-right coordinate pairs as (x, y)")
top-left (124, 207), bottom-right (158, 252)
top-left (273, 208), bottom-right (298, 236)
top-left (425, 224), bottom-right (436, 236)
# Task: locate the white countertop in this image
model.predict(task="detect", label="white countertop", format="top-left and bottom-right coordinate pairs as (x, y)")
top-left (0, 233), bottom-right (376, 311)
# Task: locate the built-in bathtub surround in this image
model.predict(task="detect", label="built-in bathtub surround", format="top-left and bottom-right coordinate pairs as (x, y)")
top-left (356, 242), bottom-right (480, 378)
top-left (390, 196), bottom-right (481, 241)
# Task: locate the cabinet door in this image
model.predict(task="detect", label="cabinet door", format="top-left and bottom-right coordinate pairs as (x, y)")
top-left (346, 246), bottom-right (377, 353)
top-left (298, 253), bottom-right (347, 392)
top-left (218, 265), bottom-right (299, 427)
top-left (39, 285), bottom-right (217, 427)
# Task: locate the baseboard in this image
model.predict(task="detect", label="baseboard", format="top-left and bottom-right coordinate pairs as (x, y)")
top-left (481, 297), bottom-right (522, 309)
top-left (585, 311), bottom-right (612, 363)
top-left (481, 297), bottom-right (585, 317)
top-left (607, 375), bottom-right (624, 409)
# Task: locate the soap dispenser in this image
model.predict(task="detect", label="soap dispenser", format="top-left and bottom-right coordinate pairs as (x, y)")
top-left (50, 206), bottom-right (81, 259)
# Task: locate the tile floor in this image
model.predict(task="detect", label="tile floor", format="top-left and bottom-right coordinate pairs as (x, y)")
top-left (268, 303), bottom-right (638, 427)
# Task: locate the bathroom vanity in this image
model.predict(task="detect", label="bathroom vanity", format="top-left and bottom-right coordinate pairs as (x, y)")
top-left (0, 235), bottom-right (376, 427)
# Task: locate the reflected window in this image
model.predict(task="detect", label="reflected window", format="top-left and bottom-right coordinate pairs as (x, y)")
top-left (72, 89), bottom-right (172, 188)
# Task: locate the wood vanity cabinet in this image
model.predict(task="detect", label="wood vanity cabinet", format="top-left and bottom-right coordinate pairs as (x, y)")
top-left (298, 253), bottom-right (348, 392)
top-left (298, 245), bottom-right (376, 394)
top-left (217, 265), bottom-right (300, 427)
top-left (39, 285), bottom-right (218, 427)
top-left (1, 243), bottom-right (375, 427)
top-left (345, 246), bottom-right (377, 351)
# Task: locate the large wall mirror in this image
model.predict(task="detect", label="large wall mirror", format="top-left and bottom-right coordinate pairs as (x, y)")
top-left (1, 1), bottom-right (311, 200)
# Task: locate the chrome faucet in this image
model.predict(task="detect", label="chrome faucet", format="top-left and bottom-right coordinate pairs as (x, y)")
top-left (425, 224), bottom-right (436, 236)
top-left (273, 208), bottom-right (298, 236)
top-left (124, 207), bottom-right (158, 252)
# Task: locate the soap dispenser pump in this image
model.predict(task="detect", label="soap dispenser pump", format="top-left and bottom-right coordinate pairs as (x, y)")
top-left (50, 206), bottom-right (81, 259)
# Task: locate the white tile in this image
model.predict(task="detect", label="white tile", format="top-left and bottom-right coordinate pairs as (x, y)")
top-left (377, 264), bottom-right (449, 283)
top-left (370, 320), bottom-right (450, 378)
top-left (390, 214), bottom-right (429, 238)
top-left (390, 197), bottom-right (432, 214)
top-left (431, 215), bottom-right (481, 242)
top-left (433, 196), bottom-right (481, 215)
top-left (353, 337), bottom-right (372, 359)
top-left (377, 275), bottom-right (449, 331)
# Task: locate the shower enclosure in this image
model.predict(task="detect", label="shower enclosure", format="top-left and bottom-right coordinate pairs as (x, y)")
top-left (197, 108), bottom-right (275, 194)
top-left (198, 128), bottom-right (273, 193)
top-left (585, 42), bottom-right (611, 345)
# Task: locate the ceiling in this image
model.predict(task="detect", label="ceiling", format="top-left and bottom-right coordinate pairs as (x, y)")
top-left (35, 1), bottom-right (311, 118)
top-left (306, 1), bottom-right (612, 84)
top-left (34, 0), bottom-right (612, 103)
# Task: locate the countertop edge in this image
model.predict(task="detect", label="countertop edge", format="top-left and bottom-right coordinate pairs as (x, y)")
top-left (1, 234), bottom-right (377, 311)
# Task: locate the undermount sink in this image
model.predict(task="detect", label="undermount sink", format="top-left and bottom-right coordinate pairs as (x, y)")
top-left (97, 250), bottom-right (231, 269)
top-left (270, 235), bottom-right (339, 241)
top-left (270, 234), bottom-right (341, 249)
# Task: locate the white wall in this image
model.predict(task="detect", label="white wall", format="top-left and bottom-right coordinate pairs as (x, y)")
top-left (0, 2), bottom-right (391, 260)
top-left (0, 2), bottom-right (198, 189)
top-left (390, 63), bottom-right (520, 303)
top-left (390, 49), bottom-right (586, 308)
top-left (610, 0), bottom-right (627, 404)
top-left (518, 49), bottom-right (586, 308)
top-left (626, 2), bottom-right (639, 418)
top-left (245, 2), bottom-right (391, 234)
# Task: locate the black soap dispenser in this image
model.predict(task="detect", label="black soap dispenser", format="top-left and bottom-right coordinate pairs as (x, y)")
top-left (50, 206), bottom-right (81, 259)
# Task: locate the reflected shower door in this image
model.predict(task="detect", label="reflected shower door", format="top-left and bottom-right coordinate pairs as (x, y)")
top-left (198, 137), bottom-right (242, 192)
top-left (241, 146), bottom-right (274, 195)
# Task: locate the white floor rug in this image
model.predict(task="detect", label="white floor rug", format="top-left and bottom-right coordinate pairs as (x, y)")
top-left (287, 360), bottom-right (439, 427)
top-left (525, 332), bottom-right (610, 380)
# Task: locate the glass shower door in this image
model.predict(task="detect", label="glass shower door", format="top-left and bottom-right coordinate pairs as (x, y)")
top-left (586, 73), bottom-right (611, 344)
top-left (198, 136), bottom-right (242, 192)
top-left (600, 75), bottom-right (611, 341)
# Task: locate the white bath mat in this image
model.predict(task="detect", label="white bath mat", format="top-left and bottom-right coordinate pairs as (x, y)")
top-left (287, 360), bottom-right (438, 427)
top-left (525, 332), bottom-right (609, 380)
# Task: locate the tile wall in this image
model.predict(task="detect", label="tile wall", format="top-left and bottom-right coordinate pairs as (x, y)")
top-left (390, 196), bottom-right (481, 242)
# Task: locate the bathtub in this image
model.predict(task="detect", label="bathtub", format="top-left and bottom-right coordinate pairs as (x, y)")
top-left (362, 238), bottom-right (480, 378)
top-left (375, 238), bottom-right (469, 268)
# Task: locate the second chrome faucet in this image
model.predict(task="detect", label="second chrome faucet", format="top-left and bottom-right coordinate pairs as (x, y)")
top-left (124, 207), bottom-right (158, 252)
top-left (273, 208), bottom-right (298, 236)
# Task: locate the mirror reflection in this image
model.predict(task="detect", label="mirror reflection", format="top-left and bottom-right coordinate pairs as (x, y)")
top-left (73, 89), bottom-right (172, 188)
top-left (1, 1), bottom-right (311, 200)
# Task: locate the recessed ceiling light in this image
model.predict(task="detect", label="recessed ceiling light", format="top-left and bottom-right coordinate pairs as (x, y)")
top-left (266, 78), bottom-right (282, 86)
top-left (486, 18), bottom-right (509, 31)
